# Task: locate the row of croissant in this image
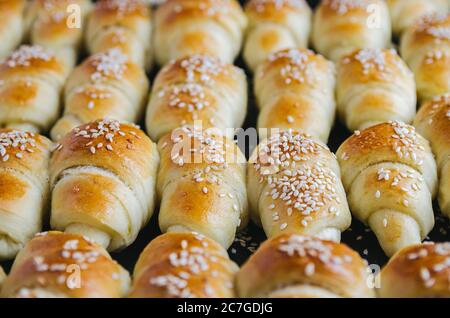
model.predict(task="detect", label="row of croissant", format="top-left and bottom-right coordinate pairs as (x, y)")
top-left (0, 117), bottom-right (448, 297)
top-left (0, 0), bottom-right (448, 137)
top-left (0, 0), bottom-right (449, 298)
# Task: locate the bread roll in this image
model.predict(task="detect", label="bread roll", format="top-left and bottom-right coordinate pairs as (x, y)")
top-left (153, 0), bottom-right (247, 65)
top-left (414, 94), bottom-right (450, 218)
top-left (157, 125), bottom-right (248, 248)
top-left (86, 0), bottom-right (153, 69)
top-left (1, 231), bottom-right (130, 298)
top-left (244, 0), bottom-right (312, 71)
top-left (25, 0), bottom-right (92, 70)
top-left (387, 0), bottom-right (449, 37)
top-left (50, 119), bottom-right (160, 251)
top-left (254, 48), bottom-right (336, 142)
top-left (129, 232), bottom-right (238, 298)
top-left (312, 0), bottom-right (391, 62)
top-left (337, 48), bottom-right (416, 131)
top-left (236, 234), bottom-right (375, 298)
top-left (51, 48), bottom-right (149, 141)
top-left (0, 0), bottom-right (26, 60)
top-left (336, 121), bottom-right (438, 257)
top-left (379, 242), bottom-right (450, 298)
top-left (146, 54), bottom-right (247, 141)
top-left (0, 45), bottom-right (68, 133)
top-left (400, 13), bottom-right (450, 102)
top-left (248, 129), bottom-right (351, 243)
top-left (0, 130), bottom-right (52, 260)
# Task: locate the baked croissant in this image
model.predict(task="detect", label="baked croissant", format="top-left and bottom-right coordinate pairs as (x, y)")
top-left (312, 0), bottom-right (391, 62)
top-left (153, 0), bottom-right (247, 65)
top-left (337, 48), bottom-right (416, 131)
top-left (0, 45), bottom-right (68, 133)
top-left (387, 0), bottom-right (449, 37)
top-left (414, 94), bottom-right (450, 218)
top-left (50, 119), bottom-right (160, 251)
top-left (254, 48), bottom-right (336, 143)
top-left (336, 122), bottom-right (438, 257)
top-left (400, 12), bottom-right (450, 102)
top-left (1, 231), bottom-right (130, 298)
top-left (248, 130), bottom-right (351, 243)
top-left (236, 234), bottom-right (375, 298)
top-left (86, 0), bottom-right (153, 70)
top-left (157, 125), bottom-right (248, 249)
top-left (243, 0), bottom-right (312, 71)
top-left (379, 242), bottom-right (450, 298)
top-left (25, 0), bottom-right (93, 70)
top-left (0, 130), bottom-right (52, 260)
top-left (146, 54), bottom-right (247, 141)
top-left (51, 48), bottom-right (149, 141)
top-left (129, 232), bottom-right (238, 298)
top-left (0, 0), bottom-right (26, 60)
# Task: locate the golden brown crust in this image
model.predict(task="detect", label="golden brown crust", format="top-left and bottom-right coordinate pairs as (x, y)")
top-left (157, 125), bottom-right (248, 248)
top-left (312, 0), bottom-right (391, 62)
top-left (146, 54), bottom-right (247, 141)
top-left (64, 48), bottom-right (149, 101)
top-left (0, 129), bottom-right (52, 176)
top-left (379, 243), bottom-right (450, 298)
top-left (236, 234), bottom-right (375, 298)
top-left (400, 13), bottom-right (450, 102)
top-left (336, 122), bottom-right (437, 194)
top-left (254, 48), bottom-right (336, 142)
top-left (387, 0), bottom-right (449, 36)
top-left (336, 48), bottom-right (416, 130)
top-left (1, 231), bottom-right (130, 298)
top-left (153, 0), bottom-right (247, 64)
top-left (87, 0), bottom-right (152, 68)
top-left (245, 0), bottom-right (310, 23)
top-left (50, 119), bottom-right (155, 192)
top-left (153, 54), bottom-right (245, 95)
top-left (415, 94), bottom-right (450, 167)
top-left (248, 130), bottom-right (350, 240)
top-left (129, 232), bottom-right (238, 298)
top-left (0, 45), bottom-right (67, 83)
top-left (0, 0), bottom-right (26, 58)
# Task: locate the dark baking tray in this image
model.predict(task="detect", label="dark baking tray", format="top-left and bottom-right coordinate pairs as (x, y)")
top-left (1, 0), bottom-right (449, 280)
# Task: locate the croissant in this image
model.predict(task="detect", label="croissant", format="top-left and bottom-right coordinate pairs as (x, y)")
top-left (0, 45), bottom-right (68, 133)
top-left (146, 54), bottom-right (247, 141)
top-left (387, 0), bottom-right (449, 37)
top-left (129, 232), bottom-right (238, 298)
top-left (312, 0), bottom-right (391, 62)
top-left (414, 94), bottom-right (450, 218)
top-left (248, 130), bottom-right (351, 243)
top-left (0, 130), bottom-right (52, 260)
top-left (0, 0), bottom-right (26, 60)
top-left (51, 48), bottom-right (149, 141)
top-left (236, 234), bottom-right (375, 298)
top-left (153, 0), bottom-right (247, 65)
top-left (25, 0), bottom-right (93, 70)
top-left (86, 0), bottom-right (153, 70)
top-left (157, 125), bottom-right (248, 249)
top-left (337, 48), bottom-right (416, 131)
top-left (379, 242), bottom-right (450, 298)
top-left (50, 119), bottom-right (160, 251)
top-left (254, 48), bottom-right (336, 142)
top-left (1, 231), bottom-right (130, 298)
top-left (336, 121), bottom-right (438, 257)
top-left (400, 13), bottom-right (450, 102)
top-left (243, 0), bottom-right (312, 71)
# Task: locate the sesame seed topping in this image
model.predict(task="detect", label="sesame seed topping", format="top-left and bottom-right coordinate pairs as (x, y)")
top-left (0, 130), bottom-right (37, 162)
top-left (3, 45), bottom-right (54, 68)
